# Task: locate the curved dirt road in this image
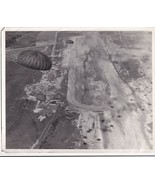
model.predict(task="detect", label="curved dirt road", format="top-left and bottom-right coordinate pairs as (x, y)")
top-left (63, 32), bottom-right (152, 149)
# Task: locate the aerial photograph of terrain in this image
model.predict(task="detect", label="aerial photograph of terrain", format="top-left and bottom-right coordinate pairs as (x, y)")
top-left (5, 30), bottom-right (152, 150)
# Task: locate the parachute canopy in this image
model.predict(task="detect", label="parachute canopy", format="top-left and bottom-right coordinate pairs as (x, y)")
top-left (17, 50), bottom-right (52, 70)
top-left (66, 40), bottom-right (74, 44)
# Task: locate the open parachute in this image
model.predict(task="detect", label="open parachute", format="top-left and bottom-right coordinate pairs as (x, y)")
top-left (16, 50), bottom-right (52, 70)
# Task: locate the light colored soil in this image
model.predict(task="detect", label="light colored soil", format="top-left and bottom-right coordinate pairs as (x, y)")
top-left (64, 32), bottom-right (152, 149)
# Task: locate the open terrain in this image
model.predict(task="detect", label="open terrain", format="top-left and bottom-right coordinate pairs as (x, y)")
top-left (6, 31), bottom-right (152, 150)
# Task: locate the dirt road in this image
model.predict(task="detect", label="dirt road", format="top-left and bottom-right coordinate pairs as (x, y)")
top-left (63, 32), bottom-right (152, 149)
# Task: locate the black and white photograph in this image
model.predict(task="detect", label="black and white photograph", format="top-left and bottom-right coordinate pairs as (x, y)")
top-left (1, 28), bottom-right (154, 154)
